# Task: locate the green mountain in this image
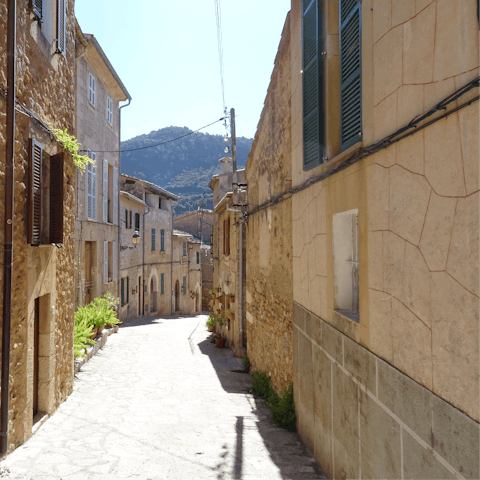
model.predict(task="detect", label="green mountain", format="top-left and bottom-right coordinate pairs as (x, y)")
top-left (120, 126), bottom-right (253, 216)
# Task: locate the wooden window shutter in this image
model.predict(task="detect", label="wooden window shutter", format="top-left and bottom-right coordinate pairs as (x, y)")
top-left (125, 209), bottom-right (128, 229)
top-left (103, 160), bottom-right (108, 222)
top-left (151, 228), bottom-right (156, 251)
top-left (226, 217), bottom-right (230, 255)
top-left (340, 0), bottom-right (362, 151)
top-left (135, 213), bottom-right (140, 231)
top-left (302, 0), bottom-right (325, 169)
top-left (121, 278), bottom-right (125, 306)
top-left (196, 251), bottom-right (199, 264)
top-left (50, 152), bottom-right (64, 244)
top-left (104, 241), bottom-right (108, 284)
top-left (183, 276), bottom-right (186, 295)
top-left (160, 229), bottom-right (165, 251)
top-left (28, 139), bottom-right (43, 245)
top-left (113, 166), bottom-right (118, 225)
top-left (161, 273), bottom-right (164, 295)
top-left (87, 150), bottom-right (96, 220)
top-left (56, 0), bottom-right (66, 55)
top-left (129, 210), bottom-right (132, 229)
top-left (113, 241), bottom-right (117, 280)
top-left (29, 0), bottom-right (43, 20)
top-left (222, 220), bottom-right (226, 254)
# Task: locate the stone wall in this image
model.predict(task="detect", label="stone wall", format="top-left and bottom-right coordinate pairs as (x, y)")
top-left (243, 13), bottom-right (293, 394)
top-left (173, 210), bottom-right (213, 242)
top-left (0, 0), bottom-right (76, 452)
top-left (294, 302), bottom-right (479, 480)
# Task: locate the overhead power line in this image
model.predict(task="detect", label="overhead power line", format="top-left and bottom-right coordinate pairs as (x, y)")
top-left (213, 0), bottom-right (226, 114)
top-left (78, 117), bottom-right (226, 154)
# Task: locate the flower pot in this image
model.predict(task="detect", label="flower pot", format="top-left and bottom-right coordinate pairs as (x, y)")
top-left (207, 325), bottom-right (215, 332)
top-left (97, 325), bottom-right (105, 334)
top-left (105, 323), bottom-right (114, 329)
top-left (89, 327), bottom-right (98, 340)
top-left (215, 337), bottom-right (226, 348)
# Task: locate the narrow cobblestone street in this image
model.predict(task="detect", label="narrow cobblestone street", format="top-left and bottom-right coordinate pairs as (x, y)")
top-left (0, 315), bottom-right (326, 480)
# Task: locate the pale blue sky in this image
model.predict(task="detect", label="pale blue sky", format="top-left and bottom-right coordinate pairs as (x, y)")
top-left (75, 0), bottom-right (291, 141)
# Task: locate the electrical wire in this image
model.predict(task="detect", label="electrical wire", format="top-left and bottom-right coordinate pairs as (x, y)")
top-left (78, 117), bottom-right (226, 154)
top-left (241, 76), bottom-right (480, 222)
top-left (213, 0), bottom-right (226, 114)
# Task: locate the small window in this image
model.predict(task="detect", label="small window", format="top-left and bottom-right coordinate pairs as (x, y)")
top-left (107, 97), bottom-right (113, 124)
top-left (183, 241), bottom-right (187, 257)
top-left (158, 197), bottom-right (162, 209)
top-left (183, 276), bottom-right (186, 295)
top-left (151, 228), bottom-right (156, 251)
top-left (88, 73), bottom-right (95, 106)
top-left (332, 209), bottom-right (359, 322)
top-left (129, 210), bottom-right (132, 229)
top-left (135, 212), bottom-right (140, 231)
top-left (160, 273), bottom-right (164, 295)
top-left (125, 209), bottom-right (128, 229)
top-left (160, 229), bottom-right (165, 252)
top-left (86, 150), bottom-right (96, 220)
top-left (196, 251), bottom-right (199, 264)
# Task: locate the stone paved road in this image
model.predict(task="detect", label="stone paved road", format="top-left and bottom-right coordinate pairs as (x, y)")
top-left (0, 315), bottom-right (327, 480)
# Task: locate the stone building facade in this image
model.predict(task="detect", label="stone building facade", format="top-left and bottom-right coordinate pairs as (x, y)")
top-left (0, 0), bottom-right (77, 453)
top-left (243, 14), bottom-right (293, 393)
top-left (74, 24), bottom-right (130, 309)
top-left (119, 174), bottom-right (179, 321)
top-left (173, 209), bottom-right (213, 309)
top-left (172, 230), bottom-right (202, 315)
top-left (237, 1), bottom-right (479, 478)
top-left (209, 159), bottom-right (247, 355)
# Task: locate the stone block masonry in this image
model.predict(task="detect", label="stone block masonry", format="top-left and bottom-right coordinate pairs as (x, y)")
top-left (293, 302), bottom-right (479, 480)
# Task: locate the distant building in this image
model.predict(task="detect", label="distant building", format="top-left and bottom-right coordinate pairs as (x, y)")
top-left (74, 23), bottom-right (131, 308)
top-left (173, 208), bottom-right (214, 308)
top-left (172, 230), bottom-right (202, 314)
top-left (119, 174), bottom-right (178, 321)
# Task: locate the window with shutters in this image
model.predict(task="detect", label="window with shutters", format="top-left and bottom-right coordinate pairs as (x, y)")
top-left (302, 0), bottom-right (325, 169)
top-left (104, 241), bottom-right (113, 284)
top-left (151, 229), bottom-right (156, 251)
top-left (29, 0), bottom-right (43, 20)
top-left (135, 213), bottom-right (140, 231)
top-left (87, 150), bottom-right (96, 220)
top-left (183, 276), bottom-right (186, 295)
top-left (129, 210), bottom-right (132, 230)
top-left (196, 251), bottom-right (200, 265)
top-left (126, 276), bottom-right (130, 303)
top-left (107, 97), bottom-right (113, 125)
top-left (28, 138), bottom-right (64, 246)
top-left (102, 162), bottom-right (114, 223)
top-left (160, 273), bottom-right (164, 295)
top-left (183, 241), bottom-right (187, 257)
top-left (121, 278), bottom-right (125, 306)
top-left (56, 0), bottom-right (66, 56)
top-left (160, 229), bottom-right (165, 252)
top-left (340, 0), bottom-right (362, 151)
top-left (88, 73), bottom-right (95, 106)
top-left (158, 198), bottom-right (162, 209)
top-left (223, 218), bottom-right (230, 255)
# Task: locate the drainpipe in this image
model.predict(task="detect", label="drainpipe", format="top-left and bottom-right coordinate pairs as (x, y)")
top-left (118, 98), bottom-right (131, 308)
top-left (238, 221), bottom-right (244, 348)
top-left (1, 0), bottom-right (16, 458)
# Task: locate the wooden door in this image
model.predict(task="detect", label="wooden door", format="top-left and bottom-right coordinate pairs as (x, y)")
top-left (33, 298), bottom-right (40, 418)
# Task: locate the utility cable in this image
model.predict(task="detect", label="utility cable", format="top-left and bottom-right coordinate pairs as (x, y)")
top-left (79, 117), bottom-right (226, 154)
top-left (242, 76), bottom-right (480, 222)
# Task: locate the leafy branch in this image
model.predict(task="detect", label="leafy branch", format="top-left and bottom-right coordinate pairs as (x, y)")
top-left (51, 128), bottom-right (94, 172)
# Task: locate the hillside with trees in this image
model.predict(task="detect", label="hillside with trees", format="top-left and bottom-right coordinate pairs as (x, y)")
top-left (120, 126), bottom-right (253, 216)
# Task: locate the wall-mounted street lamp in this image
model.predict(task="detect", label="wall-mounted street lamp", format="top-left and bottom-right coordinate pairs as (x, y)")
top-left (120, 230), bottom-right (141, 251)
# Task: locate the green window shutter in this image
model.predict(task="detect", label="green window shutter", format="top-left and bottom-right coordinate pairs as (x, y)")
top-left (127, 276), bottom-right (129, 303)
top-left (151, 228), bottom-right (156, 250)
top-left (183, 276), bottom-right (186, 295)
top-left (129, 210), bottom-right (132, 229)
top-left (196, 251), bottom-right (199, 264)
top-left (125, 209), bottom-right (128, 229)
top-left (303, 0), bottom-right (325, 169)
top-left (135, 213), bottom-right (140, 230)
top-left (121, 278), bottom-right (125, 306)
top-left (161, 273), bottom-right (164, 295)
top-left (340, 0), bottom-right (362, 151)
top-left (160, 229), bottom-right (165, 252)
top-left (183, 242), bottom-right (186, 257)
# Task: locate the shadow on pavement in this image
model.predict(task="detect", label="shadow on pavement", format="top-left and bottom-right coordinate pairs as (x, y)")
top-left (118, 315), bottom-right (193, 328)
top-left (195, 329), bottom-right (327, 480)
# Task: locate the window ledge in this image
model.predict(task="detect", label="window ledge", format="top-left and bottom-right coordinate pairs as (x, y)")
top-left (335, 309), bottom-right (359, 324)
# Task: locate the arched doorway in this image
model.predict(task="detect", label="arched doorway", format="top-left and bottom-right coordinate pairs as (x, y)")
top-left (175, 280), bottom-right (180, 312)
top-left (150, 277), bottom-right (157, 313)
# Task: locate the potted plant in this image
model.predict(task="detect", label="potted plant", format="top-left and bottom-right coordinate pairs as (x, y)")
top-left (215, 335), bottom-right (226, 348)
top-left (206, 315), bottom-right (216, 332)
top-left (227, 309), bottom-right (235, 322)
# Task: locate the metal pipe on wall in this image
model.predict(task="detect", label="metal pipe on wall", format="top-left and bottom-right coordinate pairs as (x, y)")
top-left (1, 0), bottom-right (17, 458)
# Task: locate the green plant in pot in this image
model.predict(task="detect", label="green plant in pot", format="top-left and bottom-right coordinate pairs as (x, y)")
top-left (215, 335), bottom-right (226, 348)
top-left (206, 315), bottom-right (216, 332)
